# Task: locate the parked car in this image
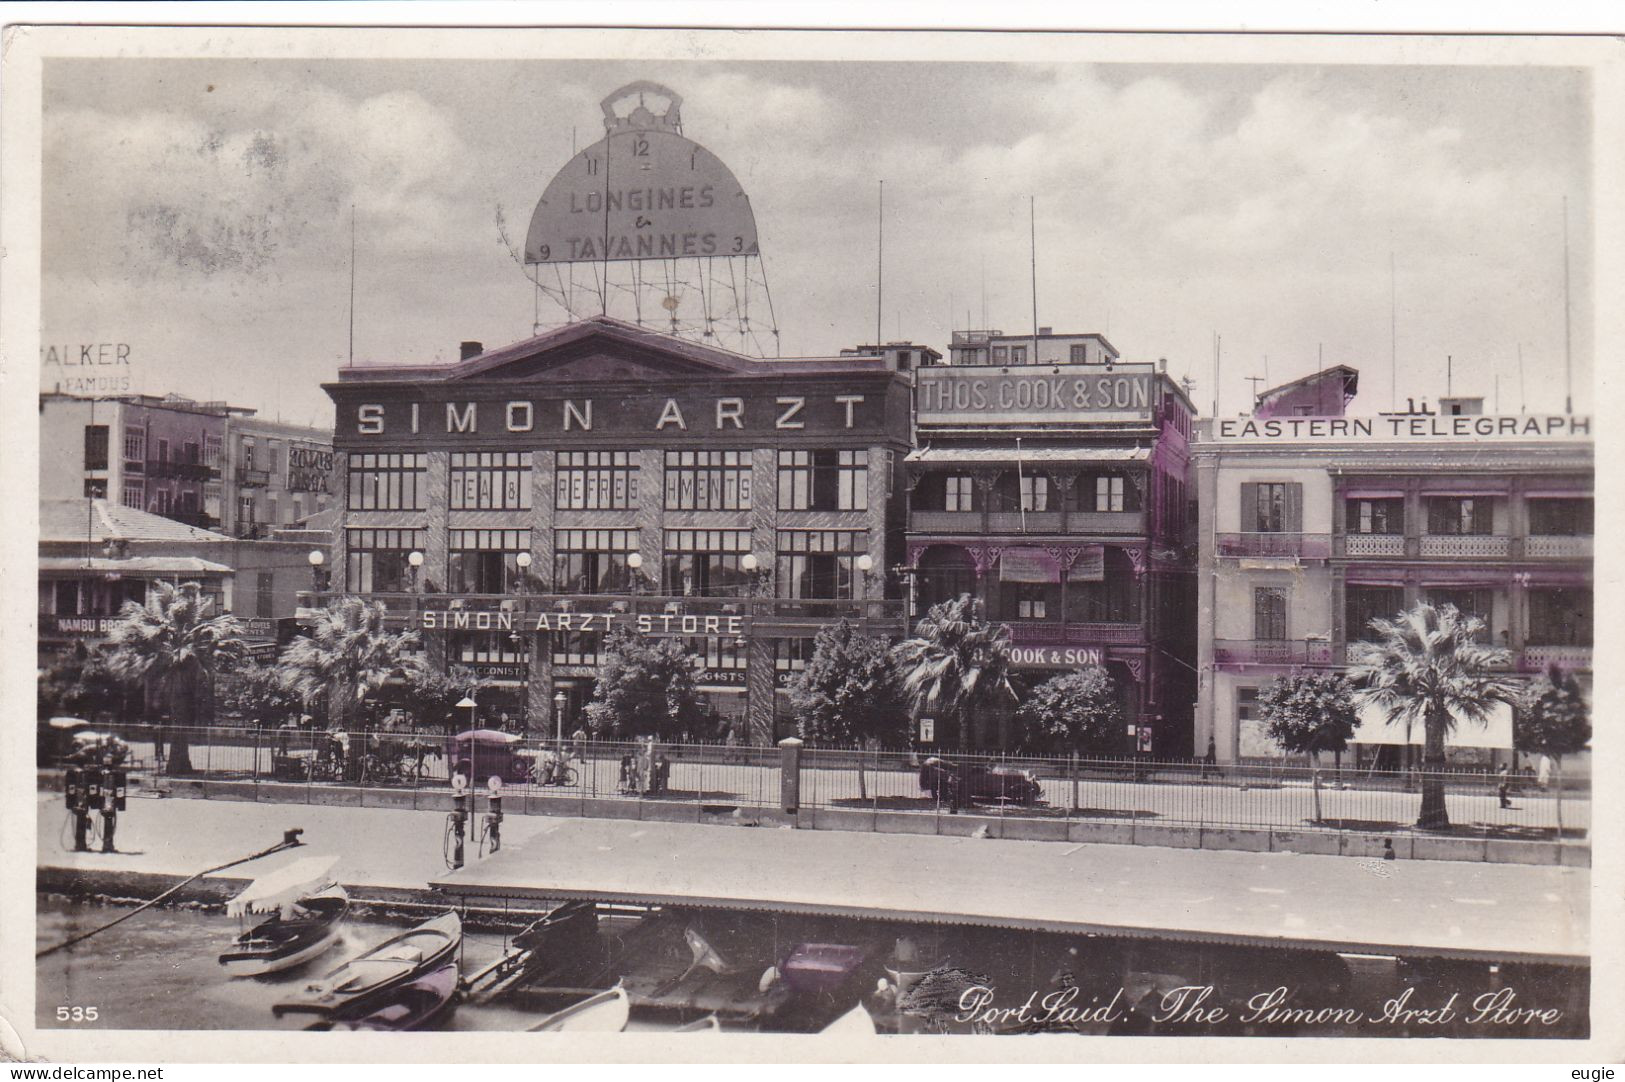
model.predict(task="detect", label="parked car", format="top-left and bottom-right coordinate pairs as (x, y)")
top-left (447, 729), bottom-right (533, 786)
top-left (917, 758), bottom-right (1042, 806)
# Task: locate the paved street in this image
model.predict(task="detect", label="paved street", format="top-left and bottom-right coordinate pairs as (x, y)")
top-left (36, 792), bottom-right (1590, 965)
top-left (101, 733), bottom-right (1590, 837)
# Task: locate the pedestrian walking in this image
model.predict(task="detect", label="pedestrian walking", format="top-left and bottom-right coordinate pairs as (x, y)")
top-left (1497, 763), bottom-right (1512, 808)
top-left (572, 726), bottom-right (588, 762)
top-left (1537, 755), bottom-right (1553, 791)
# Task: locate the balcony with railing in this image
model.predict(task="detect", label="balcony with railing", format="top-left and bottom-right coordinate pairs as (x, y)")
top-left (1524, 535), bottom-right (1593, 559)
top-left (1213, 638), bottom-right (1343, 668)
top-left (1215, 532), bottom-right (1332, 559)
top-left (1520, 644), bottom-right (1593, 672)
top-left (236, 466), bottom-right (271, 488)
top-left (147, 459), bottom-right (215, 481)
top-left (1341, 533), bottom-right (1406, 557)
top-left (910, 508), bottom-right (1146, 537)
top-left (1418, 533), bottom-right (1512, 558)
top-left (1009, 620), bottom-right (1144, 646)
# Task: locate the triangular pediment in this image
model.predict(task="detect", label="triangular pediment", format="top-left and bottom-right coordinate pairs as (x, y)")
top-left (445, 317), bottom-right (760, 383)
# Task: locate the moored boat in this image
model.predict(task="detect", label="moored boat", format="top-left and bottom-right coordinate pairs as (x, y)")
top-left (528, 984), bottom-right (631, 1032)
top-left (319, 962), bottom-right (461, 1031)
top-left (272, 911), bottom-right (462, 1019)
top-left (218, 856), bottom-right (349, 978)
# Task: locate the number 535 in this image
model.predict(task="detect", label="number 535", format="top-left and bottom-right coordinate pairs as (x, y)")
top-left (56, 1006), bottom-right (98, 1022)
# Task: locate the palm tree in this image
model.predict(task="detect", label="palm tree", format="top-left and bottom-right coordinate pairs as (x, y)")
top-left (277, 596), bottom-right (422, 731)
top-left (105, 581), bottom-right (245, 775)
top-left (1347, 603), bottom-right (1521, 831)
top-left (892, 594), bottom-right (1017, 750)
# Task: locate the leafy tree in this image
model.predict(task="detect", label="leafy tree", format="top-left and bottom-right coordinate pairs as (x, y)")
top-left (104, 581), bottom-right (245, 775)
top-left (1516, 665), bottom-right (1591, 837)
top-left (786, 620), bottom-right (910, 799)
top-left (1348, 603), bottom-right (1521, 830)
top-left (585, 625), bottom-right (705, 740)
top-left (217, 658), bottom-right (303, 726)
top-left (402, 664), bottom-right (494, 732)
top-left (787, 620), bottom-right (910, 746)
top-left (1014, 668), bottom-right (1125, 756)
top-left (276, 596), bottom-right (421, 730)
top-left (1257, 670), bottom-right (1359, 823)
top-left (892, 594), bottom-right (1016, 750)
top-left (38, 643), bottom-right (128, 722)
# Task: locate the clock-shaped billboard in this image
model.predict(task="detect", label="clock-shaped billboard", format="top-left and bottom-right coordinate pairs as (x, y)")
top-left (525, 84), bottom-right (760, 265)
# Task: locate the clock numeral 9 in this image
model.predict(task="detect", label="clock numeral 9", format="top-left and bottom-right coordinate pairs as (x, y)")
top-left (537, 245), bottom-right (550, 260)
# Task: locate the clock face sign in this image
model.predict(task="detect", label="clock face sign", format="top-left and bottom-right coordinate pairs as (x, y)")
top-left (525, 128), bottom-right (760, 264)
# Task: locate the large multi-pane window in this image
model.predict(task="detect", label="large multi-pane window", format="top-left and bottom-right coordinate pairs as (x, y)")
top-left (347, 453), bottom-right (428, 511)
top-left (451, 631), bottom-right (528, 665)
top-left (123, 426), bottom-right (146, 462)
top-left (1424, 587), bottom-right (1496, 642)
top-left (554, 529), bottom-right (639, 594)
top-left (665, 450), bottom-right (751, 510)
top-left (1345, 585), bottom-right (1404, 642)
top-left (664, 529), bottom-right (751, 597)
top-left (1426, 496), bottom-right (1492, 535)
top-left (552, 631), bottom-right (602, 667)
top-left (556, 451), bottom-right (638, 509)
top-left (1253, 587), bottom-right (1288, 640)
top-left (1014, 583), bottom-right (1048, 619)
top-left (84, 425), bottom-right (109, 471)
top-left (450, 451), bottom-right (531, 510)
top-left (204, 434), bottom-right (222, 470)
top-left (447, 529), bottom-right (530, 594)
top-left (685, 636), bottom-right (747, 680)
top-left (1348, 498), bottom-right (1404, 534)
top-left (1528, 498), bottom-right (1593, 536)
top-left (347, 528), bottom-right (427, 594)
top-left (774, 638), bottom-right (811, 684)
top-left (121, 482), bottom-right (144, 510)
top-left (1020, 474), bottom-right (1049, 512)
top-left (944, 474), bottom-right (976, 512)
top-left (1255, 483), bottom-right (1288, 532)
top-left (1528, 587), bottom-right (1592, 646)
top-left (775, 530), bottom-right (865, 600)
top-left (1096, 476), bottom-right (1125, 512)
top-left (777, 450), bottom-right (869, 511)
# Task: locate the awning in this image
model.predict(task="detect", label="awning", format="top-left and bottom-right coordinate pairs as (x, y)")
top-left (1342, 489), bottom-right (1405, 499)
top-left (905, 446), bottom-right (1150, 465)
top-left (998, 547), bottom-right (1060, 583)
top-left (1351, 700), bottom-right (1513, 749)
top-left (38, 556), bottom-right (234, 574)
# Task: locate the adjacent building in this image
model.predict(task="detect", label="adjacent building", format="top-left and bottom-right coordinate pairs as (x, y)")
top-left (904, 329), bottom-right (1198, 754)
top-left (39, 392), bottom-right (334, 539)
top-left (1193, 367), bottom-right (1594, 765)
top-left (38, 498), bottom-right (319, 663)
top-left (321, 316), bottom-right (913, 741)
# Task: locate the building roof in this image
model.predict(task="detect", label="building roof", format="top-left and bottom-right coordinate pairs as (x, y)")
top-left (40, 499), bottom-right (234, 544)
top-left (38, 555), bottom-right (234, 575)
top-left (332, 315), bottom-right (893, 384)
top-left (1253, 365), bottom-right (1360, 419)
top-left (906, 446), bottom-right (1151, 465)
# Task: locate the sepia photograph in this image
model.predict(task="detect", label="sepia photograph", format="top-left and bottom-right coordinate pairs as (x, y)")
top-left (2, 16), bottom-right (1618, 1067)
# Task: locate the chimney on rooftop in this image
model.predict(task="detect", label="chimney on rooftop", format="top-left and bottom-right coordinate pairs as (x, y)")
top-left (460, 341), bottom-right (483, 361)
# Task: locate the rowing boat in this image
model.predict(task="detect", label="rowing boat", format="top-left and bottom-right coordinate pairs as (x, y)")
top-left (272, 911), bottom-right (462, 1019)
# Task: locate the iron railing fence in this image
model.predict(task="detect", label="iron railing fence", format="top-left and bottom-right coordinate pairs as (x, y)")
top-left (46, 723), bottom-right (1591, 840)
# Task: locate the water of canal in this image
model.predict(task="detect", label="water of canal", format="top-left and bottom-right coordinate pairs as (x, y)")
top-left (35, 896), bottom-right (1587, 1037)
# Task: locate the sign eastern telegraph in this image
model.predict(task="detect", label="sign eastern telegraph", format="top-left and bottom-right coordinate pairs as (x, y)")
top-left (525, 84), bottom-right (759, 266)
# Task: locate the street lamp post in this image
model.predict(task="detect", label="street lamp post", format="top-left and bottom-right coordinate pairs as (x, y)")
top-left (407, 549), bottom-right (424, 592)
top-left (515, 550), bottom-right (532, 595)
top-left (553, 690), bottom-right (568, 748)
top-left (627, 551), bottom-right (643, 596)
top-left (307, 549), bottom-right (325, 593)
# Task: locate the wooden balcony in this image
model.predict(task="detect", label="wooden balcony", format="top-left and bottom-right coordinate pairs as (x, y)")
top-left (1215, 532), bottom-right (1333, 559)
top-left (1008, 621), bottom-right (1144, 646)
top-left (1524, 535), bottom-right (1593, 559)
top-left (1213, 638), bottom-right (1342, 667)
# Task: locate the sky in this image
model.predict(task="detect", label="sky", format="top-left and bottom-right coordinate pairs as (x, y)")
top-left (40, 56), bottom-right (1593, 427)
